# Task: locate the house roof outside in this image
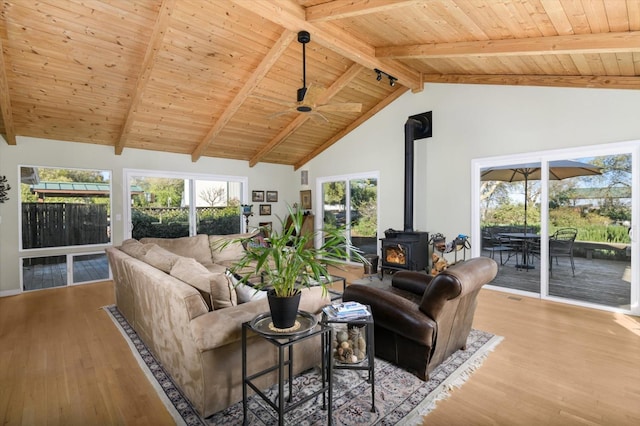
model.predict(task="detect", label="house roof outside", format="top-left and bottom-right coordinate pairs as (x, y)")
top-left (30, 182), bottom-right (143, 198)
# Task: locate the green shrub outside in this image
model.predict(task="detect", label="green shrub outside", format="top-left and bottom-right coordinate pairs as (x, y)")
top-left (131, 206), bottom-right (240, 239)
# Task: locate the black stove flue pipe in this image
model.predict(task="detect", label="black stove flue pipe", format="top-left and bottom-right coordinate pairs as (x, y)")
top-left (404, 111), bottom-right (432, 232)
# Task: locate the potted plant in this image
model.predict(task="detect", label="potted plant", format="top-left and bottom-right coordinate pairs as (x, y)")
top-left (226, 205), bottom-right (367, 329)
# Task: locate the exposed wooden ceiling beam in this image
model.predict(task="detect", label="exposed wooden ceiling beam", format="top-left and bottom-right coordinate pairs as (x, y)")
top-left (293, 85), bottom-right (409, 170)
top-left (249, 63), bottom-right (363, 167)
top-left (423, 74), bottom-right (640, 90)
top-left (377, 31), bottom-right (640, 59)
top-left (306, 0), bottom-right (420, 22)
top-left (115, 0), bottom-right (175, 155)
top-left (0, 36), bottom-right (16, 145)
top-left (231, 0), bottom-right (422, 92)
top-left (191, 29), bottom-right (296, 162)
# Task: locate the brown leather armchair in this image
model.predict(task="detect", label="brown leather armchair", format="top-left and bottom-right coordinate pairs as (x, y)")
top-left (342, 257), bottom-right (497, 380)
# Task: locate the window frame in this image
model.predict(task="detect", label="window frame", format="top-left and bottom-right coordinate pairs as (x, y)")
top-left (122, 168), bottom-right (249, 240)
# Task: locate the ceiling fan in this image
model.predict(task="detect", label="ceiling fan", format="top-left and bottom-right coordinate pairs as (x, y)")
top-left (254, 31), bottom-right (362, 121)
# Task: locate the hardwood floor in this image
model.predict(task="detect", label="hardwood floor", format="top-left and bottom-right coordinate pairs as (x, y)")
top-left (1, 278), bottom-right (639, 425)
top-left (0, 281), bottom-right (174, 426)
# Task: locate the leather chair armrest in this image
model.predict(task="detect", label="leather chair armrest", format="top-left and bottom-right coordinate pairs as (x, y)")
top-left (419, 257), bottom-right (498, 319)
top-left (343, 284), bottom-right (436, 346)
top-left (392, 271), bottom-right (433, 295)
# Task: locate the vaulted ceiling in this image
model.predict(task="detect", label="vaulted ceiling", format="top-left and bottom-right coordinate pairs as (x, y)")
top-left (1, 1), bottom-right (638, 169)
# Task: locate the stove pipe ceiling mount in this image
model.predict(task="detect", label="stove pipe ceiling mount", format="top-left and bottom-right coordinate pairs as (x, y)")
top-left (404, 111), bottom-right (432, 232)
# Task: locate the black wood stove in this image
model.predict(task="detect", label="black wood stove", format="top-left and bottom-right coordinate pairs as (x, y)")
top-left (380, 111), bottom-right (432, 276)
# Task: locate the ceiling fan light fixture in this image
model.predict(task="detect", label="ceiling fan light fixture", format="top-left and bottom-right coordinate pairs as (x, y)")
top-left (297, 105), bottom-right (312, 112)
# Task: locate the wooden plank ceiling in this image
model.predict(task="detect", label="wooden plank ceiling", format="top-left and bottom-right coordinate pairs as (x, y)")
top-left (0, 0), bottom-right (638, 169)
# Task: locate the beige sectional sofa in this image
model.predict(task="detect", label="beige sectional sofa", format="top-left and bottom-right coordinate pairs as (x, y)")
top-left (105, 233), bottom-right (329, 418)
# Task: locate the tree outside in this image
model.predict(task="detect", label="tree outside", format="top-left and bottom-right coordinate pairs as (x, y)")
top-left (481, 154), bottom-right (631, 249)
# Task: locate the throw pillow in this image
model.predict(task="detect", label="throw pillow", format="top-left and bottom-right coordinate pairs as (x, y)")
top-left (243, 231), bottom-right (269, 250)
top-left (226, 269), bottom-right (267, 304)
top-left (170, 257), bottom-right (213, 310)
top-left (140, 235), bottom-right (213, 267)
top-left (119, 238), bottom-right (147, 259)
top-left (208, 271), bottom-right (238, 308)
top-left (170, 257), bottom-right (237, 309)
top-left (141, 244), bottom-right (180, 273)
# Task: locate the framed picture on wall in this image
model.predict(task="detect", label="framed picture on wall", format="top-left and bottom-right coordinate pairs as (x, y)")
top-left (252, 190), bottom-right (264, 202)
top-left (266, 191), bottom-right (278, 202)
top-left (300, 190), bottom-right (311, 210)
top-left (259, 204), bottom-right (271, 215)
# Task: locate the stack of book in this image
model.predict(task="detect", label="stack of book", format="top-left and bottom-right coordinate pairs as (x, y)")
top-left (323, 301), bottom-right (369, 320)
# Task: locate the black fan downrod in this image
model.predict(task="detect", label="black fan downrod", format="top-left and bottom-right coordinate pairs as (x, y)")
top-left (297, 31), bottom-right (310, 103)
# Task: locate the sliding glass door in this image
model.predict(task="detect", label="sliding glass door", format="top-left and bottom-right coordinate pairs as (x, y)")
top-left (546, 153), bottom-right (632, 310)
top-left (474, 142), bottom-right (638, 315)
top-left (318, 173), bottom-right (379, 261)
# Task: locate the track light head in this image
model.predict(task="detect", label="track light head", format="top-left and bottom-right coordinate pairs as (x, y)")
top-left (374, 68), bottom-right (397, 87)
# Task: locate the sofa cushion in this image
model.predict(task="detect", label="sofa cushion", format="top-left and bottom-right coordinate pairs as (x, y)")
top-left (170, 257), bottom-right (237, 310)
top-left (119, 238), bottom-right (147, 259)
top-left (141, 244), bottom-right (180, 273)
top-left (225, 269), bottom-right (268, 303)
top-left (209, 233), bottom-right (255, 264)
top-left (140, 234), bottom-right (213, 267)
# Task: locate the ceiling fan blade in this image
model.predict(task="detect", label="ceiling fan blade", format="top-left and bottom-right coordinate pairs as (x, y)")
top-left (267, 109), bottom-right (295, 120)
top-left (309, 111), bottom-right (328, 123)
top-left (316, 103), bottom-right (362, 113)
top-left (302, 84), bottom-right (324, 106)
top-left (251, 94), bottom-right (296, 109)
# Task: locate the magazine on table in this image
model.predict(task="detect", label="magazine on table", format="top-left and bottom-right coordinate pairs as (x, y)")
top-left (323, 301), bottom-right (369, 320)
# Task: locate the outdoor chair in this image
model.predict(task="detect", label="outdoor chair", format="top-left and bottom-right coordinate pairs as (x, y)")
top-left (549, 227), bottom-right (578, 276)
top-left (482, 228), bottom-right (518, 266)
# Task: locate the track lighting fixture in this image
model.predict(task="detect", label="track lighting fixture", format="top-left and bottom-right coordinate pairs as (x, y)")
top-left (374, 68), bottom-right (397, 87)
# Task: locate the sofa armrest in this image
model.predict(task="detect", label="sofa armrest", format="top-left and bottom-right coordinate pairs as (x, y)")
top-left (343, 284), bottom-right (436, 347)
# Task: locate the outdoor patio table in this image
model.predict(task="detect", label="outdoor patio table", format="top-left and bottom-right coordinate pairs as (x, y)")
top-left (498, 232), bottom-right (540, 270)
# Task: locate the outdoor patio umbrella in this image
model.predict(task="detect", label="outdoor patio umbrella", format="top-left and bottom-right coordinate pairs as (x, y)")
top-left (480, 160), bottom-right (602, 234)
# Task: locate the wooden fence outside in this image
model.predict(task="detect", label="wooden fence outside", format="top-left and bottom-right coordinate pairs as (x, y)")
top-left (22, 203), bottom-right (109, 249)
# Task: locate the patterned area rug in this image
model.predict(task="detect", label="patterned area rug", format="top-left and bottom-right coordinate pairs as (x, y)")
top-left (104, 305), bottom-right (502, 426)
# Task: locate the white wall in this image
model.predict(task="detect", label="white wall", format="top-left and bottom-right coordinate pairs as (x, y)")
top-left (0, 137), bottom-right (297, 294)
top-left (304, 83), bottom-right (640, 247)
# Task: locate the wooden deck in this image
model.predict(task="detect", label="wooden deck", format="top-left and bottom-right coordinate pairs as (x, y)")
top-left (22, 253), bottom-right (110, 291)
top-left (484, 249), bottom-right (631, 310)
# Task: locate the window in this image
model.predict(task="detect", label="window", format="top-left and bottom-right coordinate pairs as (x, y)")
top-left (18, 165), bottom-right (113, 291)
top-left (318, 173), bottom-right (379, 261)
top-left (125, 170), bottom-right (247, 239)
top-left (20, 166), bottom-right (112, 250)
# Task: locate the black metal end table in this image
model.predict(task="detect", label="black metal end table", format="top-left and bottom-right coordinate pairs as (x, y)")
top-left (242, 311), bottom-right (332, 426)
top-left (320, 304), bottom-right (376, 413)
